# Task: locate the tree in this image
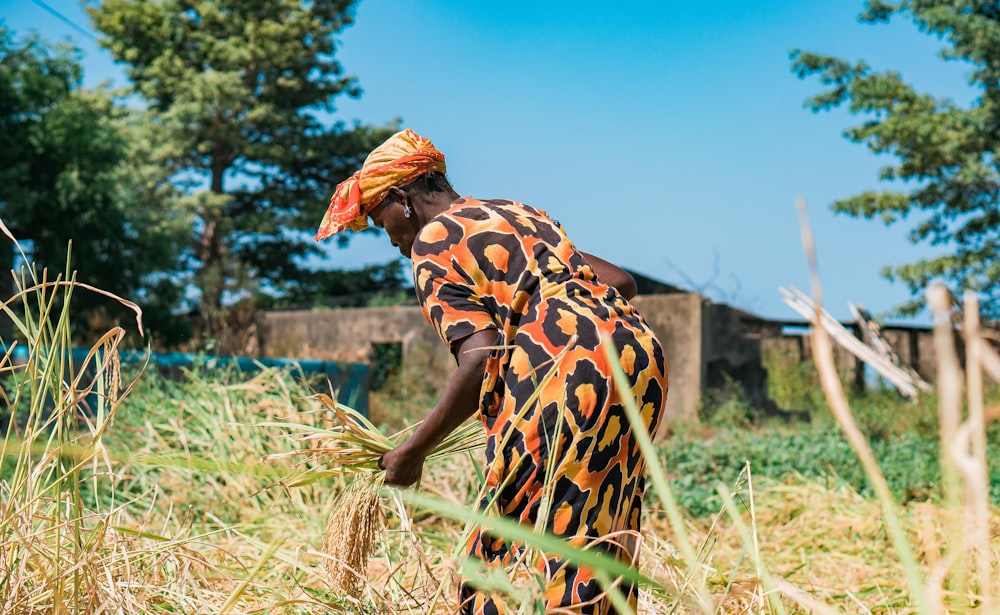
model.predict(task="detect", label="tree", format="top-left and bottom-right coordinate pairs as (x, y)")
top-left (792, 1), bottom-right (1000, 317)
top-left (257, 258), bottom-right (411, 309)
top-left (88, 0), bottom-right (397, 341)
top-left (0, 27), bottom-right (185, 343)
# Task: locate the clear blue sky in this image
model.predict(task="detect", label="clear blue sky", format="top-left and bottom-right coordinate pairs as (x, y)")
top-left (0, 0), bottom-right (977, 323)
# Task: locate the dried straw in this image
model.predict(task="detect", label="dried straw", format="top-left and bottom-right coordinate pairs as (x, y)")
top-left (323, 472), bottom-right (386, 594)
top-left (264, 393), bottom-right (484, 595)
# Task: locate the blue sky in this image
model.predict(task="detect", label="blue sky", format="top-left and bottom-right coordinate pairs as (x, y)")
top-left (0, 0), bottom-right (978, 323)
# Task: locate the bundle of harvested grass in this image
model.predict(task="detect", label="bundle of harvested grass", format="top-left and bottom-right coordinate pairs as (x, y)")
top-left (323, 472), bottom-right (386, 593)
top-left (263, 393), bottom-right (483, 485)
top-left (263, 393), bottom-right (484, 594)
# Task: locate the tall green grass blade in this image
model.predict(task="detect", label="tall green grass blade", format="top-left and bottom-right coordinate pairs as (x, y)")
top-left (394, 488), bottom-right (667, 596)
top-left (715, 482), bottom-right (788, 615)
top-left (603, 337), bottom-right (714, 614)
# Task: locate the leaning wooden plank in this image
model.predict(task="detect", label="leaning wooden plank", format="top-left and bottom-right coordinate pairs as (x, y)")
top-left (780, 286), bottom-right (920, 399)
top-left (783, 287), bottom-right (920, 396)
top-left (783, 291), bottom-right (919, 398)
top-left (850, 303), bottom-right (893, 356)
top-left (785, 287), bottom-right (922, 398)
top-left (849, 302), bottom-right (932, 392)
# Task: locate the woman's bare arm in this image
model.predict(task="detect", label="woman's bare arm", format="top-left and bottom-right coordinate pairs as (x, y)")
top-left (579, 251), bottom-right (638, 300)
top-left (378, 328), bottom-right (498, 487)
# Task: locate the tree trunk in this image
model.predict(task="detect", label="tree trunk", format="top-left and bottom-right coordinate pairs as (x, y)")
top-left (194, 153), bottom-right (230, 341)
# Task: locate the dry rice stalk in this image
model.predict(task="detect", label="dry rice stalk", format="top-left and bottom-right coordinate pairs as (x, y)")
top-left (262, 393), bottom-right (484, 486)
top-left (263, 393), bottom-right (483, 596)
top-left (796, 198), bottom-right (928, 612)
top-left (323, 472), bottom-right (386, 594)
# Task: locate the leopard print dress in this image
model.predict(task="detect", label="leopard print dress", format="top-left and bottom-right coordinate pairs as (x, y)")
top-left (411, 197), bottom-right (668, 614)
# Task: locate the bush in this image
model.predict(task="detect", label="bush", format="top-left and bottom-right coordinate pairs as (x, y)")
top-left (656, 419), bottom-right (1000, 518)
top-left (763, 343), bottom-right (827, 417)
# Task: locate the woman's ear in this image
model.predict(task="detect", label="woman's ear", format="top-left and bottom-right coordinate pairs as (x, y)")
top-left (388, 185), bottom-right (414, 218)
top-left (387, 185), bottom-right (407, 201)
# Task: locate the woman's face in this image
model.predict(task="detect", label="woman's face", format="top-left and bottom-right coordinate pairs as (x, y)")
top-left (369, 192), bottom-right (419, 258)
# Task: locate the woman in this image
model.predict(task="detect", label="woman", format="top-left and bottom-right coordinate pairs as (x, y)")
top-left (316, 129), bottom-right (667, 614)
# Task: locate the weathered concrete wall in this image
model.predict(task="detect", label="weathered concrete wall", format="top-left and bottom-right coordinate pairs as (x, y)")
top-left (254, 297), bottom-right (953, 432)
top-left (914, 329), bottom-right (939, 380)
top-left (630, 294), bottom-right (703, 425)
top-left (255, 306), bottom-right (455, 390)
top-left (761, 326), bottom-right (938, 393)
top-left (881, 327), bottom-right (938, 381)
top-left (763, 332), bottom-right (870, 388)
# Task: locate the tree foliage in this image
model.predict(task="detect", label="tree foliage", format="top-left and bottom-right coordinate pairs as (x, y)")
top-left (88, 0), bottom-right (397, 339)
top-left (0, 27), bottom-right (185, 342)
top-left (257, 258), bottom-right (411, 309)
top-left (792, 0), bottom-right (1000, 317)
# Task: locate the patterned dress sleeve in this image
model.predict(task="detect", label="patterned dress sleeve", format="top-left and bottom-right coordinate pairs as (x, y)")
top-left (412, 222), bottom-right (498, 352)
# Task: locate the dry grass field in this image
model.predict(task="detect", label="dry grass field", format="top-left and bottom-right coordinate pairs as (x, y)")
top-left (1, 223), bottom-right (998, 613)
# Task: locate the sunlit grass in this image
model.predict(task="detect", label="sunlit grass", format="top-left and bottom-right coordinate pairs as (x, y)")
top-left (1, 213), bottom-right (997, 613)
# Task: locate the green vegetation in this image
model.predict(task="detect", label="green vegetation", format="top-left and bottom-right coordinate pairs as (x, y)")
top-left (680, 346), bottom-right (1000, 517)
top-left (661, 418), bottom-right (1000, 517)
top-left (793, 1), bottom-right (1000, 318)
top-left (0, 26), bottom-right (185, 342)
top-left (87, 0), bottom-right (398, 341)
top-left (4, 0), bottom-right (1000, 610)
top-left (3, 347), bottom-right (998, 612)
top-left (0, 1), bottom-right (402, 346)
top-left (0, 224), bottom-right (995, 612)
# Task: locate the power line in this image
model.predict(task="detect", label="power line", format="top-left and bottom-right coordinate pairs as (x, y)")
top-left (29, 0), bottom-right (97, 42)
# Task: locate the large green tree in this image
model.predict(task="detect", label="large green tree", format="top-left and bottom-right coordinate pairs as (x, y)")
top-left (258, 258), bottom-right (410, 309)
top-left (0, 27), bottom-right (184, 342)
top-left (792, 1), bottom-right (1000, 317)
top-left (88, 0), bottom-right (396, 341)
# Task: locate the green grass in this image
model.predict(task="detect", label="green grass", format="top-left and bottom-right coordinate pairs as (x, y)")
top-left (679, 366), bottom-right (1000, 517)
top-left (659, 421), bottom-right (999, 517)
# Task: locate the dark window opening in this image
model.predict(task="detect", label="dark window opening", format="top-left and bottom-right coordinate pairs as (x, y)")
top-left (369, 342), bottom-right (402, 391)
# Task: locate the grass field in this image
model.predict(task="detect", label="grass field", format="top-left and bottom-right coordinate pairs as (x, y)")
top-left (1, 231), bottom-right (998, 613)
top-left (3, 350), bottom-right (997, 613)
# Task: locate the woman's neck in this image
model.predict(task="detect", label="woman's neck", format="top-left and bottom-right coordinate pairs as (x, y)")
top-left (411, 189), bottom-right (462, 227)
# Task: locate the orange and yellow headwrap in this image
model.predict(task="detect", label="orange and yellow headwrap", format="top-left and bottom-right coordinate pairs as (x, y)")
top-left (314, 129), bottom-right (447, 240)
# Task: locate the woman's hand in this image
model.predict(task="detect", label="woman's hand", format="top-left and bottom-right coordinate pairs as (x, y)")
top-left (379, 442), bottom-right (427, 487)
